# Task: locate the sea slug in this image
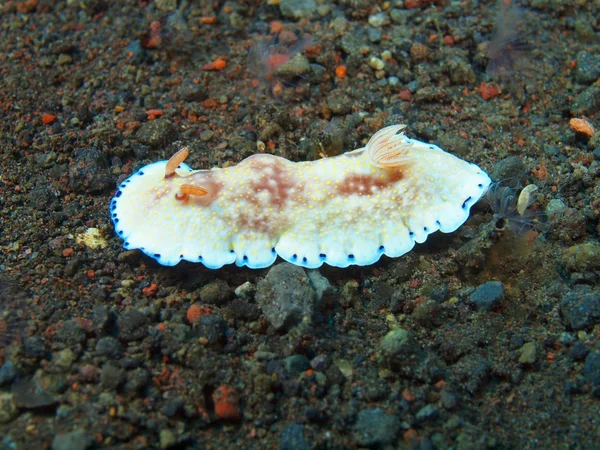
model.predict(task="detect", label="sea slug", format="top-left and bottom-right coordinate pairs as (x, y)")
top-left (110, 125), bottom-right (491, 269)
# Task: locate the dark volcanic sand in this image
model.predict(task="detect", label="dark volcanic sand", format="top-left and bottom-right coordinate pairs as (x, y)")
top-left (1, 0), bottom-right (600, 449)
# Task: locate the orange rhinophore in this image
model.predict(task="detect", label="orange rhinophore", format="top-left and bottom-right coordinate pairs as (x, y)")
top-left (175, 184), bottom-right (208, 201)
top-left (164, 147), bottom-right (189, 178)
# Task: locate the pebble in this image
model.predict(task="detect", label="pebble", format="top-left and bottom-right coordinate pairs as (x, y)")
top-left (199, 279), bottom-right (232, 305)
top-left (545, 199), bottom-right (567, 215)
top-left (280, 424), bottom-right (309, 450)
top-left (255, 263), bottom-right (316, 332)
top-left (0, 392), bottom-right (19, 424)
top-left (100, 363), bottom-right (125, 390)
top-left (568, 341), bottom-right (590, 361)
top-left (279, 0), bottom-right (317, 20)
top-left (51, 348), bottom-right (76, 373)
top-left (583, 351), bottom-right (600, 394)
top-left (159, 429), bottom-right (177, 449)
top-left (575, 50), bottom-right (600, 84)
top-left (192, 315), bottom-right (227, 344)
top-left (416, 404), bottom-right (439, 421)
top-left (379, 328), bottom-right (411, 358)
top-left (518, 342), bottom-right (537, 365)
top-left (0, 362), bottom-right (17, 386)
top-left (368, 12), bottom-right (387, 28)
top-left (560, 291), bottom-right (600, 330)
top-left (310, 355), bottom-right (331, 372)
top-left (469, 281), bottom-right (505, 311)
top-left (284, 355), bottom-right (311, 375)
top-left (234, 281), bottom-right (255, 300)
top-left (561, 243), bottom-right (600, 273)
top-left (353, 408), bottom-right (401, 447)
top-left (306, 270), bottom-right (332, 301)
top-left (56, 320), bottom-right (86, 346)
top-left (490, 156), bottom-right (526, 186)
top-left (52, 428), bottom-right (93, 450)
top-left (369, 56), bottom-right (385, 70)
top-left (273, 54), bottom-right (311, 79)
top-left (34, 151), bottom-right (57, 168)
top-left (570, 86), bottom-right (600, 116)
top-left (57, 53), bottom-right (72, 65)
top-left (136, 119), bottom-right (176, 148)
top-left (444, 56), bottom-right (476, 85)
top-left (326, 89), bottom-right (353, 116)
top-left (95, 336), bottom-right (124, 359)
top-left (117, 310), bottom-right (149, 341)
top-left (68, 147), bottom-right (111, 194)
top-left (12, 379), bottom-right (57, 409)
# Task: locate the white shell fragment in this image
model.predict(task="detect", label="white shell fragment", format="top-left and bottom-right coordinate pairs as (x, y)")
top-left (110, 125), bottom-right (491, 269)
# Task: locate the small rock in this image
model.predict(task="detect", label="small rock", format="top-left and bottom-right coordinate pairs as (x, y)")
top-left (192, 315), bottom-right (227, 344)
top-left (51, 348), bottom-right (75, 373)
top-left (159, 429), bottom-right (177, 449)
top-left (0, 392), bottom-right (19, 424)
top-left (136, 119), bottom-right (176, 148)
top-left (117, 310), bottom-right (149, 341)
top-left (69, 147), bottom-right (111, 194)
top-left (273, 54), bottom-right (311, 79)
top-left (124, 368), bottom-right (150, 394)
top-left (379, 328), bottom-right (411, 358)
top-left (440, 390), bottom-right (458, 410)
top-left (306, 270), bottom-right (332, 301)
top-left (353, 408), bottom-right (400, 447)
top-left (234, 281), bottom-right (255, 300)
top-left (57, 53), bottom-right (72, 65)
top-left (368, 12), bottom-right (387, 27)
top-left (100, 363), bottom-right (125, 390)
top-left (95, 336), bottom-right (123, 358)
top-left (583, 351), bottom-right (600, 391)
top-left (369, 56), bottom-right (385, 70)
top-left (416, 404), bottom-right (439, 421)
top-left (518, 342), bottom-right (537, 365)
top-left (199, 279), bottom-right (232, 305)
top-left (12, 379), bottom-right (56, 409)
top-left (469, 281), bottom-right (505, 311)
top-left (570, 86), bottom-right (600, 116)
top-left (280, 424), bottom-right (309, 450)
top-left (326, 89), bottom-right (353, 116)
top-left (444, 56), bottom-right (476, 85)
top-left (490, 157), bottom-right (526, 186)
top-left (255, 263), bottom-right (316, 332)
top-left (310, 355), bottom-right (331, 372)
top-left (279, 0), bottom-right (317, 20)
top-left (560, 291), bottom-right (600, 330)
top-left (0, 362), bottom-right (17, 386)
top-left (285, 355), bottom-right (311, 375)
top-left (575, 50), bottom-right (600, 84)
top-left (561, 243), bottom-right (600, 273)
top-left (212, 385), bottom-right (241, 421)
top-left (52, 428), bottom-right (93, 450)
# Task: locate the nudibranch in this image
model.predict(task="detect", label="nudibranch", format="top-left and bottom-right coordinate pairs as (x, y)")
top-left (110, 125), bottom-right (491, 269)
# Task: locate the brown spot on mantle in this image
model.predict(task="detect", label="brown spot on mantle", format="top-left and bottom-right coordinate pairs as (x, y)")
top-left (336, 166), bottom-right (407, 197)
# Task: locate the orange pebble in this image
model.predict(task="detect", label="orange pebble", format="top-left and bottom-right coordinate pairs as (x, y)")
top-left (203, 57), bottom-right (227, 71)
top-left (477, 81), bottom-right (500, 100)
top-left (42, 113), bottom-right (56, 125)
top-left (569, 117), bottom-right (595, 138)
top-left (187, 304), bottom-right (210, 323)
top-left (213, 385), bottom-right (241, 421)
top-left (62, 248), bottom-right (74, 257)
top-left (335, 65), bottom-right (347, 79)
top-left (269, 20), bottom-right (284, 34)
top-left (142, 283), bottom-right (158, 297)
